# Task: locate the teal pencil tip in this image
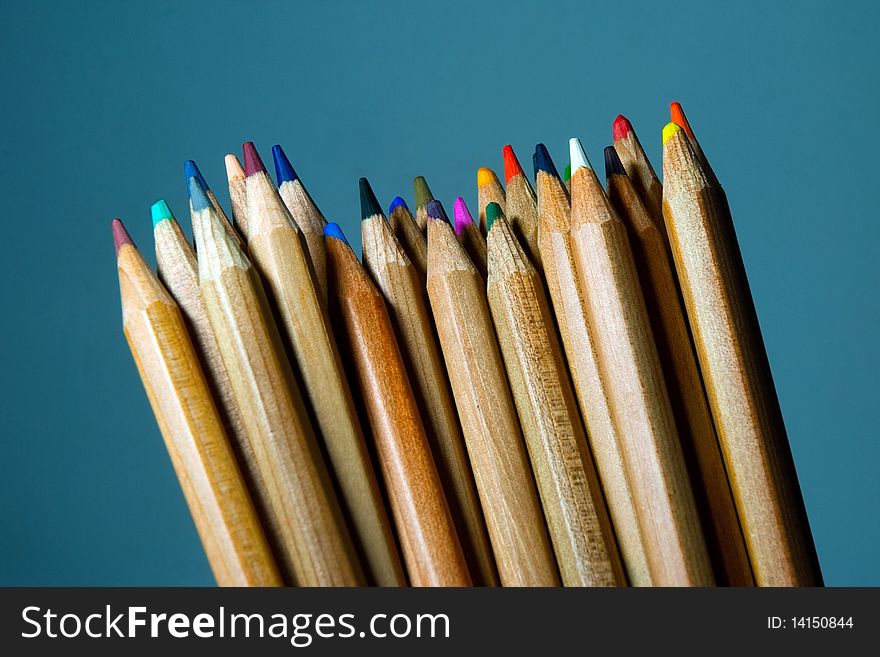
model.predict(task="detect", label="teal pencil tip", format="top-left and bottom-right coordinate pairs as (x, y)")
top-left (150, 199), bottom-right (174, 228)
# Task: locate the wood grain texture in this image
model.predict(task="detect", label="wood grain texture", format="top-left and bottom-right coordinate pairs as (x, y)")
top-left (277, 176), bottom-right (328, 301)
top-left (456, 220), bottom-right (488, 280)
top-left (486, 213), bottom-right (625, 587)
top-left (477, 169), bottom-right (506, 236)
top-left (389, 203), bottom-right (428, 285)
top-left (569, 162), bottom-right (714, 586)
top-left (427, 218), bottom-right (559, 586)
top-left (614, 128), bottom-right (666, 247)
top-left (118, 240), bottom-right (280, 587)
top-left (325, 235), bottom-right (471, 587)
top-left (362, 216), bottom-right (496, 586)
top-left (662, 129), bottom-right (822, 586)
top-left (225, 154), bottom-right (249, 239)
top-left (536, 169), bottom-right (652, 586)
top-left (246, 171), bottom-right (403, 586)
top-left (193, 202), bottom-right (364, 586)
top-left (504, 172), bottom-right (542, 268)
top-left (607, 166), bottom-right (753, 586)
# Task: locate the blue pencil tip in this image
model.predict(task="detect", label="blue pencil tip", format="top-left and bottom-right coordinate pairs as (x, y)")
top-left (324, 222), bottom-right (349, 246)
top-left (184, 160), bottom-right (209, 191)
top-left (533, 143), bottom-right (560, 179)
top-left (272, 144), bottom-right (299, 185)
top-left (188, 175), bottom-right (212, 212)
top-left (389, 196), bottom-right (409, 215)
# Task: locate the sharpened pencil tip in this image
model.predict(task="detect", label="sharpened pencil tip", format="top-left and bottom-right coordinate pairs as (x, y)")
top-left (225, 154), bottom-right (245, 183)
top-left (359, 177), bottom-right (384, 221)
top-left (670, 102), bottom-right (695, 139)
top-left (604, 146), bottom-right (626, 177)
top-left (502, 145), bottom-right (524, 183)
top-left (426, 199), bottom-right (448, 224)
top-left (563, 163), bottom-right (571, 182)
top-left (242, 142), bottom-right (266, 177)
top-left (150, 199), bottom-right (175, 228)
top-left (533, 143), bottom-right (559, 179)
top-left (111, 218), bottom-right (134, 254)
top-left (477, 167), bottom-right (500, 188)
top-left (613, 115), bottom-right (633, 141)
top-left (188, 175), bottom-right (212, 211)
top-left (272, 144), bottom-right (299, 185)
top-left (388, 196), bottom-right (409, 215)
top-left (662, 122), bottom-right (681, 145)
top-left (452, 197), bottom-right (473, 236)
top-left (414, 176), bottom-right (433, 209)
top-left (323, 222), bottom-right (349, 245)
top-left (184, 160), bottom-right (208, 191)
top-left (569, 138), bottom-right (591, 172)
top-left (485, 202), bottom-right (503, 231)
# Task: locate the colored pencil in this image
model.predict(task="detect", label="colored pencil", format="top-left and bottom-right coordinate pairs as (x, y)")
top-left (612, 115), bottom-right (665, 242)
top-left (224, 154), bottom-right (249, 239)
top-left (242, 144), bottom-right (402, 586)
top-left (190, 176), bottom-right (363, 586)
top-left (452, 197), bottom-right (487, 280)
top-left (426, 211), bottom-right (560, 586)
top-left (324, 222), bottom-right (471, 587)
top-left (413, 175), bottom-right (433, 233)
top-left (605, 145), bottom-right (753, 585)
top-left (486, 204), bottom-right (625, 587)
top-left (569, 138), bottom-right (713, 586)
top-left (184, 160), bottom-right (243, 249)
top-left (388, 196), bottom-right (428, 284)
top-left (534, 145), bottom-right (652, 586)
top-left (563, 163), bottom-right (571, 191)
top-left (662, 116), bottom-right (822, 586)
top-left (113, 219), bottom-right (281, 587)
top-left (476, 167), bottom-right (505, 235)
top-left (272, 144), bottom-right (328, 300)
top-left (502, 145), bottom-right (542, 267)
top-left (361, 182), bottom-right (496, 585)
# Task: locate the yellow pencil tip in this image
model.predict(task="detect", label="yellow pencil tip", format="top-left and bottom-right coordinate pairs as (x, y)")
top-left (477, 167), bottom-right (498, 188)
top-left (662, 122), bottom-right (681, 145)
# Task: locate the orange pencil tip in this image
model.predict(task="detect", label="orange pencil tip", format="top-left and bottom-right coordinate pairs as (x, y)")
top-left (670, 102), bottom-right (695, 139)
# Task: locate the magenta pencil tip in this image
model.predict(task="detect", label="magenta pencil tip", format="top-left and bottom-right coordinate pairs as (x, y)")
top-left (452, 197), bottom-right (474, 236)
top-left (111, 218), bottom-right (134, 255)
top-left (243, 141), bottom-right (266, 177)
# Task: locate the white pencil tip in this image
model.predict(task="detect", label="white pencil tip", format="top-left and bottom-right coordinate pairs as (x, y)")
top-left (569, 138), bottom-right (591, 172)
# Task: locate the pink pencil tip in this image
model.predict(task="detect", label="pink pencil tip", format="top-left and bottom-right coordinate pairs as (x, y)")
top-left (242, 141), bottom-right (266, 176)
top-left (452, 197), bottom-right (473, 236)
top-left (111, 218), bottom-right (133, 255)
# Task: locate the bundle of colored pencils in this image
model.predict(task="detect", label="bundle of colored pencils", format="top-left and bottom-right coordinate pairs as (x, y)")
top-left (113, 103), bottom-right (822, 587)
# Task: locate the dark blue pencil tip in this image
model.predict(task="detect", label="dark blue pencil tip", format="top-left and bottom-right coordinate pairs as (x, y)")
top-left (389, 196), bottom-right (409, 215)
top-left (272, 144), bottom-right (299, 185)
top-left (426, 199), bottom-right (449, 223)
top-left (184, 160), bottom-right (209, 191)
top-left (534, 143), bottom-right (560, 180)
top-left (324, 222), bottom-right (350, 245)
top-left (188, 175), bottom-right (212, 212)
top-left (359, 177), bottom-right (384, 221)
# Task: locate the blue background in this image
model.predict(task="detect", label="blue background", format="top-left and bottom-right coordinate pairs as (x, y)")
top-left (1, 0), bottom-right (876, 585)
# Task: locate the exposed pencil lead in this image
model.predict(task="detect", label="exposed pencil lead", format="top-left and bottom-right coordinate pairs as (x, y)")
top-left (323, 222), bottom-right (350, 246)
top-left (502, 145), bottom-right (524, 183)
top-left (477, 167), bottom-right (500, 189)
top-left (184, 160), bottom-right (209, 191)
top-left (426, 199), bottom-right (449, 224)
top-left (613, 114), bottom-right (633, 142)
top-left (662, 122), bottom-right (682, 145)
top-left (414, 176), bottom-right (433, 209)
top-left (359, 177), bottom-right (384, 221)
top-left (485, 202), bottom-right (503, 232)
top-left (452, 197), bottom-right (474, 236)
top-left (563, 164), bottom-right (571, 183)
top-left (670, 102), bottom-right (695, 139)
top-left (151, 199), bottom-right (175, 227)
top-left (604, 146), bottom-right (627, 177)
top-left (242, 141), bottom-right (267, 177)
top-left (188, 175), bottom-right (212, 212)
top-left (569, 138), bottom-right (591, 172)
top-left (224, 154), bottom-right (245, 182)
top-left (534, 143), bottom-right (560, 179)
top-left (272, 144), bottom-right (299, 185)
top-left (111, 218), bottom-right (134, 254)
top-left (388, 196), bottom-right (409, 215)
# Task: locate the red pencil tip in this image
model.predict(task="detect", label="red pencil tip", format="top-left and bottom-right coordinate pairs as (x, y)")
top-left (502, 145), bottom-right (524, 183)
top-left (242, 141), bottom-right (266, 176)
top-left (613, 115), bottom-right (632, 141)
top-left (670, 102), bottom-right (695, 139)
top-left (111, 218), bottom-right (133, 255)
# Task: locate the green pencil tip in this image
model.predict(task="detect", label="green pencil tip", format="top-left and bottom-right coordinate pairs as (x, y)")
top-left (151, 199), bottom-right (175, 228)
top-left (413, 176), bottom-right (433, 209)
top-left (485, 202), bottom-right (503, 231)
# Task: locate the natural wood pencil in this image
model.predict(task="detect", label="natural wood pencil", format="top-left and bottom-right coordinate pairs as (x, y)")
top-left (225, 154), bottom-right (249, 239)
top-left (324, 222), bottom-right (471, 587)
top-left (612, 115), bottom-right (665, 244)
top-left (413, 175), bottom-right (433, 233)
top-left (662, 118), bottom-right (822, 586)
top-left (501, 145), bottom-right (541, 267)
top-left (113, 219), bottom-right (281, 587)
top-left (242, 144), bottom-right (402, 586)
top-left (568, 138), bottom-right (713, 586)
top-left (360, 181), bottom-right (496, 586)
top-left (189, 176), bottom-right (363, 586)
top-left (605, 145), bottom-right (753, 586)
top-left (388, 196), bottom-right (428, 284)
top-left (534, 147), bottom-right (652, 586)
top-left (272, 144), bottom-right (328, 301)
top-left (476, 167), bottom-right (505, 235)
top-left (185, 160), bottom-right (243, 249)
top-left (427, 214), bottom-right (560, 587)
top-left (452, 197), bottom-right (487, 280)
top-left (486, 206), bottom-right (625, 587)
